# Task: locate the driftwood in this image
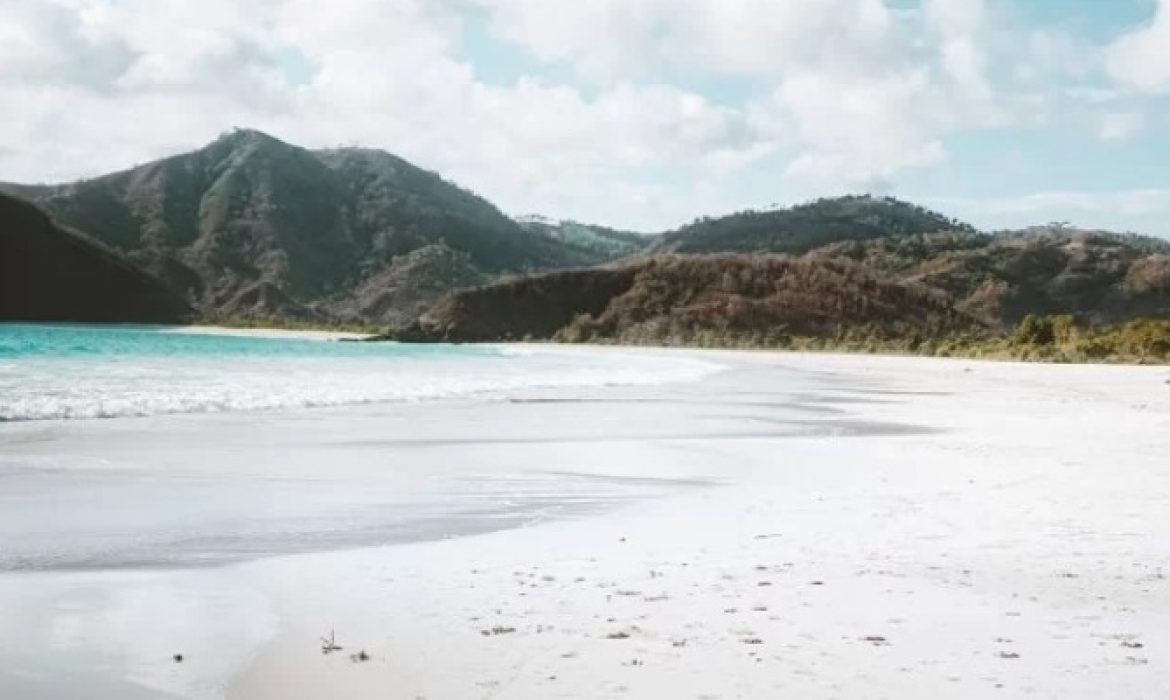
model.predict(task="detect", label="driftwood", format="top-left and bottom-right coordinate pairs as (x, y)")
top-left (320, 630), bottom-right (343, 654)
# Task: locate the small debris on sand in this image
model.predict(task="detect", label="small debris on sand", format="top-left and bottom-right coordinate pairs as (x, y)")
top-left (606, 631), bottom-right (631, 640)
top-left (481, 626), bottom-right (517, 636)
top-left (320, 630), bottom-right (343, 654)
top-left (172, 654), bottom-right (183, 663)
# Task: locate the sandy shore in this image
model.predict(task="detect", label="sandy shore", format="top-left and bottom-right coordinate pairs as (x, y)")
top-left (2, 349), bottom-right (1169, 698)
top-left (162, 325), bottom-right (375, 341)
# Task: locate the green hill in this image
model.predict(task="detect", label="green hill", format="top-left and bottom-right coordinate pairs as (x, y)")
top-left (0, 193), bottom-right (191, 323)
top-left (516, 216), bottom-right (652, 260)
top-left (650, 195), bottom-right (973, 255)
top-left (2, 130), bottom-right (624, 324)
top-left (5, 131), bottom-right (1168, 342)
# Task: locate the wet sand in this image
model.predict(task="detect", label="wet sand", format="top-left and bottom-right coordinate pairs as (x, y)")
top-left (2, 349), bottom-right (1169, 698)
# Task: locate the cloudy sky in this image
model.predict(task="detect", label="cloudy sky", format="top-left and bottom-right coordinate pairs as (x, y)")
top-left (3, 0), bottom-right (1170, 235)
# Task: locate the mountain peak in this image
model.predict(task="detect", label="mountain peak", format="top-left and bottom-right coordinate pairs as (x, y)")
top-left (2, 131), bottom-right (621, 324)
top-left (213, 127), bottom-right (285, 146)
top-left (203, 128), bottom-right (301, 161)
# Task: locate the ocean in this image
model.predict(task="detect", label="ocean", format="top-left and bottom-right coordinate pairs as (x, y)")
top-left (0, 327), bottom-right (738, 697)
top-left (0, 323), bottom-right (728, 571)
top-left (0, 323), bottom-right (715, 422)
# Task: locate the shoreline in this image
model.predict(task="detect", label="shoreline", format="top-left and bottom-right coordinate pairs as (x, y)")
top-left (162, 325), bottom-right (376, 342)
top-left (231, 352), bottom-right (1170, 698)
top-left (7, 319), bottom-right (1167, 367)
top-left (1, 348), bottom-right (1168, 698)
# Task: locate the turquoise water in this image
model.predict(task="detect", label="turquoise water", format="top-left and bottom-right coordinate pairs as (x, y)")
top-left (0, 324), bottom-right (715, 422)
top-left (0, 323), bottom-right (488, 360)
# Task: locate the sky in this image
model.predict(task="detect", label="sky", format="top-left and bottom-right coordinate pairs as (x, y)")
top-left (2, 0), bottom-right (1170, 235)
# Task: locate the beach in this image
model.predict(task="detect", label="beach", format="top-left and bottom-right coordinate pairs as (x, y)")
top-left (1, 341), bottom-right (1169, 698)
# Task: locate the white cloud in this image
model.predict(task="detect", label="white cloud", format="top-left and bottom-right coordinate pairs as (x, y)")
top-left (1099, 111), bottom-right (1146, 142)
top-left (475, 0), bottom-right (898, 80)
top-left (0, 0), bottom-right (1160, 233)
top-left (765, 68), bottom-right (947, 190)
top-left (923, 0), bottom-right (992, 101)
top-left (1106, 0), bottom-right (1170, 92)
top-left (477, 0), bottom-right (1006, 191)
top-left (474, 0), bottom-right (666, 82)
top-left (0, 0), bottom-right (779, 229)
top-left (666, 0), bottom-right (896, 76)
top-left (1020, 30), bottom-right (1097, 86)
top-left (926, 189), bottom-right (1170, 235)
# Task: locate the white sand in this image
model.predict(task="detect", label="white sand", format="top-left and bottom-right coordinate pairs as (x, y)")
top-left (228, 351), bottom-right (1170, 699)
top-left (162, 325), bottom-right (374, 341)
top-left (2, 349), bottom-right (1169, 698)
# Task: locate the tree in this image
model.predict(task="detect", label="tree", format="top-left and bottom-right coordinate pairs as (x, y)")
top-left (1013, 314), bottom-right (1055, 345)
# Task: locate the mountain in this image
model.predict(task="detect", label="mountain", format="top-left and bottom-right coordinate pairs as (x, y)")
top-left (386, 217), bottom-right (1170, 347)
top-left (650, 195), bottom-right (973, 255)
top-left (391, 254), bottom-right (984, 343)
top-left (2, 130), bottom-right (627, 324)
top-left (816, 227), bottom-right (1170, 327)
top-left (0, 193), bottom-right (191, 323)
top-left (516, 216), bottom-right (653, 260)
top-left (6, 131), bottom-right (1168, 338)
top-left (332, 243), bottom-right (487, 322)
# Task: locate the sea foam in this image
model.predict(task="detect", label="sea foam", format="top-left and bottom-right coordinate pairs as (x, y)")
top-left (0, 324), bottom-right (719, 422)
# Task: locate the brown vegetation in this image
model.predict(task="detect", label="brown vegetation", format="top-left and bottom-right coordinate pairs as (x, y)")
top-left (390, 255), bottom-right (985, 344)
top-left (820, 229), bottom-right (1170, 327)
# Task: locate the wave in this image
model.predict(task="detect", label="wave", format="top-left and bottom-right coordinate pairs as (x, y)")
top-left (0, 345), bottom-right (721, 423)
